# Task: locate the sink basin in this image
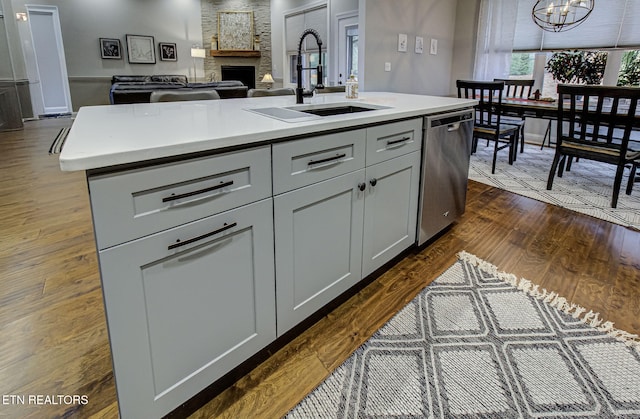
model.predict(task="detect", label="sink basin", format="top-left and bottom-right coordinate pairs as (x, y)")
top-left (286, 102), bottom-right (390, 117)
top-left (247, 102), bottom-right (390, 122)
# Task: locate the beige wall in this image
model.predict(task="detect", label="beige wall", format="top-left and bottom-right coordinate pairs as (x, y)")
top-left (359, 0), bottom-right (458, 96)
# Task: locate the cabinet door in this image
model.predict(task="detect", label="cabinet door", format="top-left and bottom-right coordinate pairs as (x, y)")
top-left (274, 170), bottom-right (365, 336)
top-left (362, 151), bottom-right (421, 278)
top-left (98, 199), bottom-right (275, 419)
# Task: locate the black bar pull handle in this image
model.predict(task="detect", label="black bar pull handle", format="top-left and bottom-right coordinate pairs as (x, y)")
top-left (308, 153), bottom-right (346, 166)
top-left (387, 136), bottom-right (411, 146)
top-left (168, 222), bottom-right (237, 250)
top-left (163, 180), bottom-right (234, 203)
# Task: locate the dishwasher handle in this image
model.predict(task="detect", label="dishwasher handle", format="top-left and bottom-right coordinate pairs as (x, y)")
top-left (429, 110), bottom-right (474, 128)
top-left (447, 122), bottom-right (461, 132)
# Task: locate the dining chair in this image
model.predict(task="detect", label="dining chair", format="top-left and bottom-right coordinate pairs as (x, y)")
top-left (247, 88), bottom-right (295, 97)
top-left (627, 159), bottom-right (639, 195)
top-left (494, 78), bottom-right (534, 153)
top-left (547, 84), bottom-right (640, 208)
top-left (149, 90), bottom-right (220, 102)
top-left (457, 80), bottom-right (520, 174)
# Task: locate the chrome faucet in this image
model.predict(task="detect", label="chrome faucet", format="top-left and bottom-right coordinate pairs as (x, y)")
top-left (296, 29), bottom-right (324, 104)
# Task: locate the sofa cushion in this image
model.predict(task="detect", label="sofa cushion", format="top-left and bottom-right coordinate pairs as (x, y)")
top-left (111, 75), bottom-right (151, 84)
top-left (150, 75), bottom-right (188, 84)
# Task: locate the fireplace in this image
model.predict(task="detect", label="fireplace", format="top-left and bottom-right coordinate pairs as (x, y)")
top-left (221, 66), bottom-right (256, 90)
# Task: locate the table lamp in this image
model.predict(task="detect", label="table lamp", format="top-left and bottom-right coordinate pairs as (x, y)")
top-left (190, 46), bottom-right (206, 82)
top-left (261, 73), bottom-right (274, 89)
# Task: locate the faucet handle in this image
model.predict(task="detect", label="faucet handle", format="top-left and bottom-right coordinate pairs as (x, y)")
top-left (316, 66), bottom-right (324, 89)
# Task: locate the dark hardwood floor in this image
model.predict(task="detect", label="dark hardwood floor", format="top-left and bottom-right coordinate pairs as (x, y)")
top-left (0, 119), bottom-right (638, 419)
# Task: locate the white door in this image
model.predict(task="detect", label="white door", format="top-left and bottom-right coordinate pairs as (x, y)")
top-left (335, 12), bottom-right (358, 85)
top-left (24, 5), bottom-right (72, 116)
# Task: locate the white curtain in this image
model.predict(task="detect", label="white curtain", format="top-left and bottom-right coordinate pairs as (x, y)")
top-left (473, 0), bottom-right (519, 81)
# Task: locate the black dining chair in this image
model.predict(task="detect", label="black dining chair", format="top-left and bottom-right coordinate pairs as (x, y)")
top-left (547, 84), bottom-right (640, 208)
top-left (457, 80), bottom-right (520, 174)
top-left (494, 78), bottom-right (534, 153)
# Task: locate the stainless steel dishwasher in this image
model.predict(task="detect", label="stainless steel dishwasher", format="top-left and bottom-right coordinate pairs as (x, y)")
top-left (417, 108), bottom-right (474, 245)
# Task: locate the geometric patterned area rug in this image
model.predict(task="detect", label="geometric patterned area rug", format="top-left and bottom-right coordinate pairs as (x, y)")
top-left (287, 252), bottom-right (640, 418)
top-left (469, 144), bottom-right (640, 231)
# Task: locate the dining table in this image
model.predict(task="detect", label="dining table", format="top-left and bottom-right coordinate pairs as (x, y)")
top-left (500, 96), bottom-right (640, 148)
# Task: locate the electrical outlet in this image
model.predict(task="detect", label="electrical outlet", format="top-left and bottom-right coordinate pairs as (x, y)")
top-left (385, 62), bottom-right (391, 72)
top-left (430, 39), bottom-right (438, 55)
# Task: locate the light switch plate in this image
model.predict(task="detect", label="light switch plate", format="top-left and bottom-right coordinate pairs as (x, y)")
top-left (430, 39), bottom-right (438, 55)
top-left (385, 62), bottom-right (391, 72)
top-left (398, 34), bottom-right (407, 52)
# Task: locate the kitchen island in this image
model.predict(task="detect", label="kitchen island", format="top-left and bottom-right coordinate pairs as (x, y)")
top-left (60, 92), bottom-right (476, 418)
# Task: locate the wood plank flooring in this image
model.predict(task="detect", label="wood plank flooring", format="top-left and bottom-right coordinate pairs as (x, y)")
top-left (0, 119), bottom-right (638, 419)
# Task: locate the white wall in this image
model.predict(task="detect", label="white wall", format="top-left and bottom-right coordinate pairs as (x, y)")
top-left (450, 0), bottom-right (480, 95)
top-left (358, 0), bottom-right (458, 96)
top-left (10, 0), bottom-right (203, 79)
top-left (1, 0), bottom-right (27, 79)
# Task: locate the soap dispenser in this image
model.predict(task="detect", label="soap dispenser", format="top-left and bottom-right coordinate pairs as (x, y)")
top-left (346, 73), bottom-right (358, 99)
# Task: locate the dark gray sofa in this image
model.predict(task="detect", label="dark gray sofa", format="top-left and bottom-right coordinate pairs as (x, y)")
top-left (109, 75), bottom-right (248, 104)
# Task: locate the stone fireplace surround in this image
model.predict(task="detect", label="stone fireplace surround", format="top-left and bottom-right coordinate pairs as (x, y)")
top-left (201, 0), bottom-right (272, 90)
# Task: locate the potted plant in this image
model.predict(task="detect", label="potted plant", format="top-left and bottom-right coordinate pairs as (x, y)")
top-left (545, 50), bottom-right (607, 85)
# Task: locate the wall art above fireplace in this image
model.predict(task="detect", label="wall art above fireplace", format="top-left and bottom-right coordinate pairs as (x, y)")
top-left (218, 11), bottom-right (254, 51)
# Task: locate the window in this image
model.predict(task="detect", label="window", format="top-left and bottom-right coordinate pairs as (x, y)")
top-left (618, 50), bottom-right (640, 86)
top-left (507, 1), bottom-right (640, 98)
top-left (346, 27), bottom-right (358, 78)
top-left (509, 52), bottom-right (534, 79)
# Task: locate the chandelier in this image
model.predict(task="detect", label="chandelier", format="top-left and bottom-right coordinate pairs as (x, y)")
top-left (532, 0), bottom-right (595, 32)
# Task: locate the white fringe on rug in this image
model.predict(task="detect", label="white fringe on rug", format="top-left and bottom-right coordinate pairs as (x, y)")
top-left (457, 250), bottom-right (640, 352)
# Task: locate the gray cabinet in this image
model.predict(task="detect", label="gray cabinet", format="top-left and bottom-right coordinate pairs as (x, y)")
top-left (273, 119), bottom-right (422, 335)
top-left (88, 147), bottom-right (275, 418)
top-left (88, 117), bottom-right (425, 417)
top-left (362, 151), bottom-right (421, 277)
top-left (274, 170), bottom-right (365, 336)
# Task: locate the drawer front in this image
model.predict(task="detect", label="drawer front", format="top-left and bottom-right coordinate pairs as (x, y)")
top-left (89, 146), bottom-right (271, 249)
top-left (365, 118), bottom-right (423, 165)
top-left (272, 129), bottom-right (366, 195)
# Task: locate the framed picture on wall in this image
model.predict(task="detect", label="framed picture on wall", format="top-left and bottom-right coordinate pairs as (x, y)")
top-left (126, 34), bottom-right (156, 64)
top-left (99, 38), bottom-right (122, 59)
top-left (217, 11), bottom-right (254, 50)
top-left (159, 42), bottom-right (177, 61)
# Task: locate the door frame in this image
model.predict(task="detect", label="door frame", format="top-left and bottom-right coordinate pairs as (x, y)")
top-left (334, 10), bottom-right (358, 86)
top-left (24, 4), bottom-right (72, 116)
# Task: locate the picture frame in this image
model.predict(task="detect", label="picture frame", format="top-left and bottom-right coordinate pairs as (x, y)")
top-left (217, 11), bottom-right (254, 51)
top-left (99, 38), bottom-right (122, 59)
top-left (159, 42), bottom-right (177, 61)
top-left (126, 34), bottom-right (156, 64)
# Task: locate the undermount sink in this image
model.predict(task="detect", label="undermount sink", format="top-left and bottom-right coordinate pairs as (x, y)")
top-left (247, 102), bottom-right (390, 122)
top-left (287, 103), bottom-right (390, 117)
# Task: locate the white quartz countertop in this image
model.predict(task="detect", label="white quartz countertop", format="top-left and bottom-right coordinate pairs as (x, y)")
top-left (59, 92), bottom-right (476, 172)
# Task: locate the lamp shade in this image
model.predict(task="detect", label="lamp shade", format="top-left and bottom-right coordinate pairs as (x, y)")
top-left (190, 47), bottom-right (206, 58)
top-left (261, 73), bottom-right (275, 83)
